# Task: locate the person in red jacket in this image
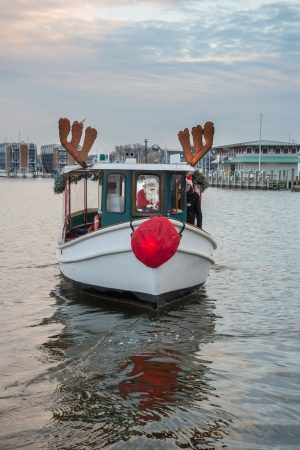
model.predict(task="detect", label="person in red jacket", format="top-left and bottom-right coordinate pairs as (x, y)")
top-left (137, 176), bottom-right (160, 211)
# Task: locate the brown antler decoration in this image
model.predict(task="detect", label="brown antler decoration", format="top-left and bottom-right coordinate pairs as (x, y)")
top-left (58, 117), bottom-right (97, 168)
top-left (178, 121), bottom-right (214, 166)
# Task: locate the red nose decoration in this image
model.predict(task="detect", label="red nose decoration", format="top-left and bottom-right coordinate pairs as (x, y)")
top-left (131, 217), bottom-right (180, 268)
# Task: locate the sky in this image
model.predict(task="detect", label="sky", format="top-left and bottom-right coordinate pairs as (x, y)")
top-left (1, 0), bottom-right (300, 154)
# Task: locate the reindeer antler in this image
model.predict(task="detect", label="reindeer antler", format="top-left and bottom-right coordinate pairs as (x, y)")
top-left (58, 117), bottom-right (97, 168)
top-left (178, 121), bottom-right (214, 166)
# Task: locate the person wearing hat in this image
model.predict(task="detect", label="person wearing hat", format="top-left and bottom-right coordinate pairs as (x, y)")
top-left (137, 176), bottom-right (160, 211)
top-left (186, 179), bottom-right (202, 228)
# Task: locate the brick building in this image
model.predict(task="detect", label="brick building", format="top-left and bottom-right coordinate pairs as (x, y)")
top-left (40, 144), bottom-right (75, 174)
top-left (0, 142), bottom-right (37, 174)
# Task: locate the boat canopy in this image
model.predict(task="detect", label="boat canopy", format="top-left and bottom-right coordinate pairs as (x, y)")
top-left (62, 162), bottom-right (195, 174)
top-left (61, 162), bottom-right (197, 241)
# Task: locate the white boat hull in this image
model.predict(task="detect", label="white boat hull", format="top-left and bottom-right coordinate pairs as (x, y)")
top-left (56, 219), bottom-right (216, 308)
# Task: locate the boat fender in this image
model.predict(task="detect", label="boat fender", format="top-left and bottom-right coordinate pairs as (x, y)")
top-left (131, 216), bottom-right (181, 268)
top-left (93, 214), bottom-right (100, 231)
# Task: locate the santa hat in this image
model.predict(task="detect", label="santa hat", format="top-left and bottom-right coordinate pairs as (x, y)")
top-left (145, 176), bottom-right (158, 186)
top-left (186, 175), bottom-right (193, 186)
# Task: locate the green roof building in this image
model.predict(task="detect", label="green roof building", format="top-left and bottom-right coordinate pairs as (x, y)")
top-left (214, 140), bottom-right (300, 180)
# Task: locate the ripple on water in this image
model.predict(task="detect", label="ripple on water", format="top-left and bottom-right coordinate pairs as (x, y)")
top-left (1, 183), bottom-right (300, 449)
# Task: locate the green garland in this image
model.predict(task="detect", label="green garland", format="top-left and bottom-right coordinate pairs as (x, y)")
top-left (70, 174), bottom-right (84, 184)
top-left (54, 173), bottom-right (65, 194)
top-left (192, 170), bottom-right (209, 191)
top-left (54, 172), bottom-right (99, 194)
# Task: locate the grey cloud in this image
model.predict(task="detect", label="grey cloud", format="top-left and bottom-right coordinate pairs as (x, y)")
top-left (2, 1), bottom-right (300, 71)
top-left (96, 2), bottom-right (300, 67)
top-left (1, 0), bottom-right (299, 149)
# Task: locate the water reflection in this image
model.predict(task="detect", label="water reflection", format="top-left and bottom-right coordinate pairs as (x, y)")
top-left (2, 181), bottom-right (300, 449)
top-left (39, 280), bottom-right (232, 448)
top-left (119, 350), bottom-right (180, 421)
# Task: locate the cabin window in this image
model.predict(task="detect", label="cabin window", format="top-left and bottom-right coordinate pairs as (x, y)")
top-left (70, 175), bottom-right (85, 214)
top-left (169, 175), bottom-right (183, 214)
top-left (106, 173), bottom-right (125, 213)
top-left (136, 174), bottom-right (160, 212)
top-left (86, 172), bottom-right (102, 212)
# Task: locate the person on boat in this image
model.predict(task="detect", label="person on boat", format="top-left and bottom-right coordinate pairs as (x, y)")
top-left (186, 179), bottom-right (202, 228)
top-left (137, 176), bottom-right (160, 211)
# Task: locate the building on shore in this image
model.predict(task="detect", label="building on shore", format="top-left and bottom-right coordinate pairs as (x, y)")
top-left (214, 140), bottom-right (300, 181)
top-left (40, 144), bottom-right (75, 174)
top-left (164, 149), bottom-right (184, 164)
top-left (40, 144), bottom-right (99, 173)
top-left (0, 142), bottom-right (37, 174)
top-left (164, 148), bottom-right (218, 169)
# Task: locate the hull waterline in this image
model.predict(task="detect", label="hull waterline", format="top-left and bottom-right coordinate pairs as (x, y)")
top-left (61, 273), bottom-right (204, 309)
top-left (57, 220), bottom-right (216, 309)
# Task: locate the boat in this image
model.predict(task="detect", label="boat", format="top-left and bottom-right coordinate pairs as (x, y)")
top-left (56, 118), bottom-right (217, 308)
top-left (292, 183), bottom-right (300, 192)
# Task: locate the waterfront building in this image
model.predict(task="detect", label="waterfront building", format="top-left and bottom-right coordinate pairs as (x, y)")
top-left (197, 148), bottom-right (218, 171)
top-left (40, 144), bottom-right (75, 174)
top-left (165, 149), bottom-right (184, 164)
top-left (164, 149), bottom-right (218, 170)
top-left (0, 142), bottom-right (37, 174)
top-left (87, 154), bottom-right (98, 165)
top-left (215, 140), bottom-right (300, 180)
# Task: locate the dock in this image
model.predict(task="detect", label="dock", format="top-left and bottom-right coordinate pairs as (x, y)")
top-left (207, 170), bottom-right (300, 191)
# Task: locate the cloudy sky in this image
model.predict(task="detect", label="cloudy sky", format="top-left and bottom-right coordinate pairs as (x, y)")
top-left (1, 0), bottom-right (300, 153)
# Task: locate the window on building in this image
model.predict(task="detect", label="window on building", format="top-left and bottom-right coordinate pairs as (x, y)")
top-left (275, 148), bottom-right (280, 154)
top-left (283, 148), bottom-right (288, 154)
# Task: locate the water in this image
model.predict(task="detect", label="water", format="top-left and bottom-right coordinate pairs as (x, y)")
top-left (0, 178), bottom-right (299, 450)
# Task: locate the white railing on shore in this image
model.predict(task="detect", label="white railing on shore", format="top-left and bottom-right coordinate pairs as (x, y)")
top-left (205, 169), bottom-right (299, 190)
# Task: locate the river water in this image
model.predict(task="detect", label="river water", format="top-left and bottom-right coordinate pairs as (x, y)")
top-left (0, 178), bottom-right (299, 450)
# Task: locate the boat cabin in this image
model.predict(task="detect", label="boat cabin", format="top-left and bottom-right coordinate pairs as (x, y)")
top-left (61, 163), bottom-right (193, 241)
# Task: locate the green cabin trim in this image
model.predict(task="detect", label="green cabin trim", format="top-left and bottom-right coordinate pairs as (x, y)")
top-left (64, 168), bottom-right (188, 233)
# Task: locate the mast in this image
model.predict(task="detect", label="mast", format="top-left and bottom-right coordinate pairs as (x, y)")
top-left (258, 113), bottom-right (262, 172)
